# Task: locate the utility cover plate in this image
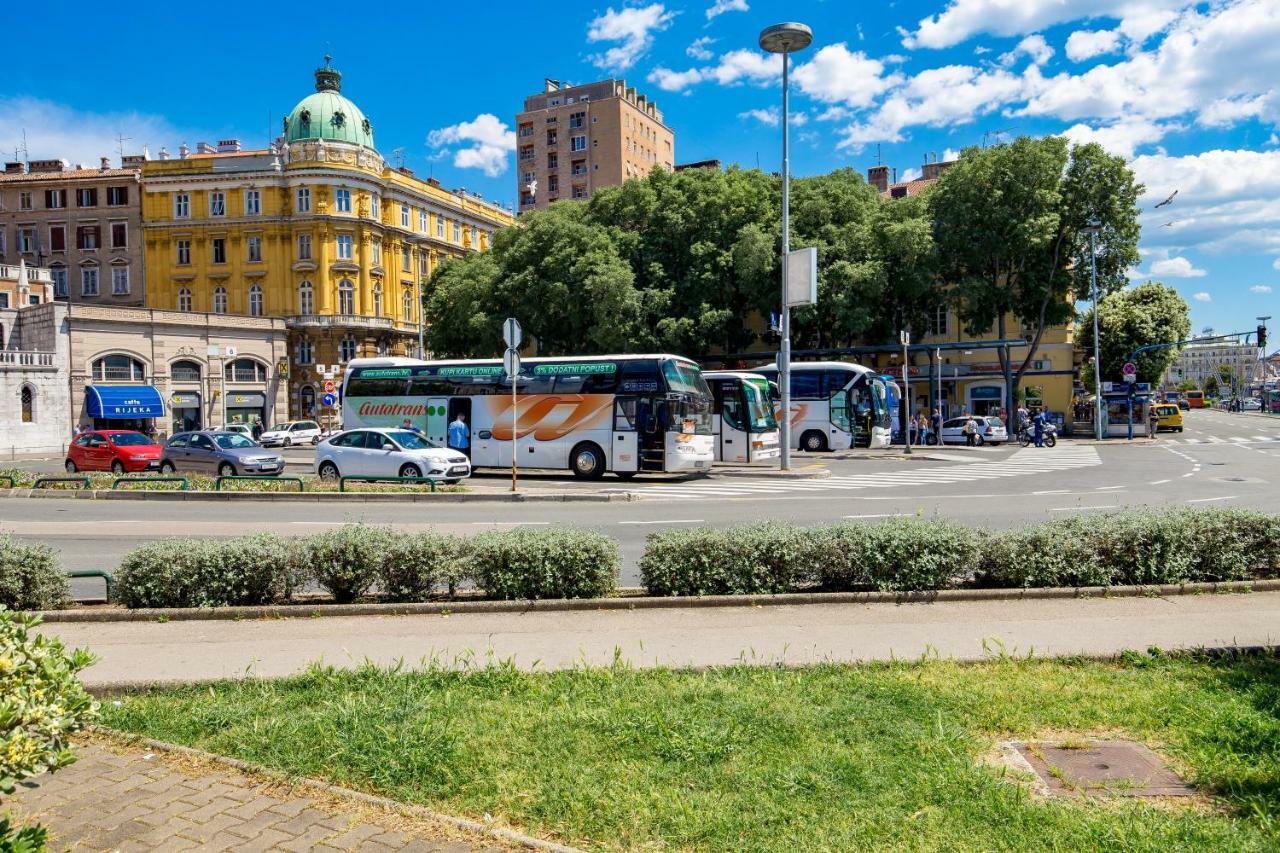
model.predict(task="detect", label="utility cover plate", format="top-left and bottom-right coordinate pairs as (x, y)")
top-left (1013, 740), bottom-right (1194, 798)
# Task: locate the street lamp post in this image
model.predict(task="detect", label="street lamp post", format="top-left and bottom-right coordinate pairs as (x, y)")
top-left (760, 21), bottom-right (813, 471)
top-left (1083, 218), bottom-right (1104, 440)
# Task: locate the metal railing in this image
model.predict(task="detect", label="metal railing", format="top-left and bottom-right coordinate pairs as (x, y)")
top-left (338, 476), bottom-right (438, 493)
top-left (32, 476), bottom-right (90, 490)
top-left (112, 476), bottom-right (189, 491)
top-left (0, 351), bottom-right (56, 368)
top-left (66, 569), bottom-right (114, 601)
top-left (214, 475), bottom-right (305, 492)
top-left (284, 314), bottom-right (394, 331)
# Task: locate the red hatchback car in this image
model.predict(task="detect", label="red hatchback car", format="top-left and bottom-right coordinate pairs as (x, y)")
top-left (65, 430), bottom-right (163, 474)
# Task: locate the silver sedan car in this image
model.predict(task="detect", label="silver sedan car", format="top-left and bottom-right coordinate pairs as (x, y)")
top-left (160, 431), bottom-right (286, 477)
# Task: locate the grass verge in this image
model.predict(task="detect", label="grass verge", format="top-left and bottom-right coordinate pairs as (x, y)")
top-left (101, 651), bottom-right (1280, 851)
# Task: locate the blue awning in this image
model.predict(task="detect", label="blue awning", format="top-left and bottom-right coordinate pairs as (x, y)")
top-left (86, 385), bottom-right (166, 419)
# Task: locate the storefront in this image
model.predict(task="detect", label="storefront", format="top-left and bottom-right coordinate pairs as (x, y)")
top-left (224, 391), bottom-right (267, 427)
top-left (965, 384), bottom-right (1005, 417)
top-left (85, 385), bottom-right (166, 435)
top-left (170, 391), bottom-right (202, 433)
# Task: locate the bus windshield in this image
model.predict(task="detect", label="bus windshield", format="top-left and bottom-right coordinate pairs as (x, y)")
top-left (662, 359), bottom-right (712, 397)
top-left (743, 379), bottom-right (777, 432)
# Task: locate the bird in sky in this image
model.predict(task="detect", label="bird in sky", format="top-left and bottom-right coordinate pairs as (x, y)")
top-left (1154, 190), bottom-right (1178, 208)
top-left (1160, 221), bottom-right (1175, 227)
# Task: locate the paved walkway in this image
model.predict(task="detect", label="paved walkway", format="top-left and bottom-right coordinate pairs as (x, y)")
top-left (40, 592), bottom-right (1280, 688)
top-left (5, 739), bottom-right (496, 852)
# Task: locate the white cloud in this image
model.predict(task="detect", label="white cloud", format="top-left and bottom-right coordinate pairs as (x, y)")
top-left (792, 44), bottom-right (902, 109)
top-left (1274, 258), bottom-right (1280, 270)
top-left (648, 48), bottom-right (782, 93)
top-left (1062, 118), bottom-right (1174, 158)
top-left (999, 34), bottom-right (1054, 67)
top-left (1193, 291), bottom-right (1212, 301)
top-left (687, 36), bottom-right (715, 61)
top-left (426, 113), bottom-right (515, 178)
top-left (1065, 29), bottom-right (1123, 62)
top-left (738, 107), bottom-right (779, 127)
top-left (587, 4), bottom-right (675, 72)
top-left (0, 96), bottom-right (211, 167)
top-left (900, 0), bottom-right (1186, 50)
top-left (1251, 284), bottom-right (1273, 293)
top-left (647, 66), bottom-right (708, 92)
top-left (900, 167), bottom-right (923, 182)
top-left (705, 0), bottom-right (747, 21)
top-left (1151, 256), bottom-right (1208, 278)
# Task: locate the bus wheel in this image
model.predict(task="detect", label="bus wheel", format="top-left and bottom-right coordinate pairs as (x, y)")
top-left (800, 431), bottom-right (828, 452)
top-left (571, 443), bottom-right (606, 480)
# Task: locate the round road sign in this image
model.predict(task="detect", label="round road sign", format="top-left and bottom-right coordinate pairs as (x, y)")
top-left (324, 380), bottom-right (335, 393)
top-left (322, 393), bottom-right (338, 407)
top-left (1122, 361), bottom-right (1137, 376)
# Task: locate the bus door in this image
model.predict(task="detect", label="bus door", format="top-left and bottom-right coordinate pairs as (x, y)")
top-left (425, 397), bottom-right (449, 448)
top-left (612, 398), bottom-right (639, 472)
top-left (715, 382), bottom-right (749, 463)
top-left (446, 398), bottom-right (471, 454)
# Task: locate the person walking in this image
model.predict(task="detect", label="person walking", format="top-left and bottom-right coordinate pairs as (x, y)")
top-left (1033, 409), bottom-right (1046, 448)
top-left (915, 413), bottom-right (927, 446)
top-left (447, 413), bottom-right (470, 457)
top-left (401, 418), bottom-right (422, 435)
top-left (964, 414), bottom-right (978, 447)
top-left (930, 408), bottom-right (942, 445)
top-left (251, 417), bottom-right (263, 441)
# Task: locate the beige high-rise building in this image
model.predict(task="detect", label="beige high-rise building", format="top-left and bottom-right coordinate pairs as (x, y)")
top-left (516, 78), bottom-right (674, 211)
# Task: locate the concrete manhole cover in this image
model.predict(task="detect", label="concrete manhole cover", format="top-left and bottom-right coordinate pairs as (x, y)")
top-left (1009, 740), bottom-right (1194, 798)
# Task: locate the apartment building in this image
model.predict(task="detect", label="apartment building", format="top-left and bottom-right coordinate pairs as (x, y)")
top-left (515, 78), bottom-right (674, 211)
top-left (1162, 340), bottom-right (1261, 388)
top-left (0, 156), bottom-right (146, 306)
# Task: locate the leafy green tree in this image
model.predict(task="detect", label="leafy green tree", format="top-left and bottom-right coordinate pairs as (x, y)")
top-left (423, 251), bottom-right (503, 357)
top-left (1176, 379), bottom-right (1198, 393)
top-left (1204, 375), bottom-right (1220, 397)
top-left (1077, 282), bottom-right (1191, 386)
top-left (1218, 363), bottom-right (1237, 395)
top-left (931, 136), bottom-right (1142, 392)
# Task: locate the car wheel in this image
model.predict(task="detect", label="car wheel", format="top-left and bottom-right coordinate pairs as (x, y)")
top-left (399, 463), bottom-right (423, 479)
top-left (111, 460), bottom-right (125, 475)
top-left (283, 437), bottom-right (292, 448)
top-left (570, 442), bottom-right (606, 480)
top-left (318, 461), bottom-right (340, 481)
top-left (160, 461), bottom-right (176, 474)
top-left (800, 430), bottom-right (828, 452)
top-left (64, 459), bottom-right (78, 473)
top-left (218, 462), bottom-right (236, 477)
top-left (312, 436), bottom-right (321, 446)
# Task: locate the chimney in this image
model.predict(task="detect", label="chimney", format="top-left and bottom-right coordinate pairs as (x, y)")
top-left (3, 162), bottom-right (22, 175)
top-left (426, 177), bottom-right (441, 188)
top-left (923, 159), bottom-right (956, 181)
top-left (216, 139), bottom-right (241, 153)
top-left (544, 78), bottom-right (561, 93)
top-left (891, 167), bottom-right (897, 184)
top-left (27, 159), bottom-right (66, 174)
top-left (121, 154), bottom-right (145, 169)
top-left (196, 142), bottom-right (216, 154)
top-left (158, 147), bottom-right (170, 160)
top-left (867, 165), bottom-right (889, 192)
top-left (179, 143), bottom-right (190, 159)
top-left (100, 157), bottom-right (111, 170)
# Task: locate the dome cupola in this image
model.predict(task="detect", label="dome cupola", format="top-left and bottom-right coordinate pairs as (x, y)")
top-left (284, 55), bottom-right (375, 149)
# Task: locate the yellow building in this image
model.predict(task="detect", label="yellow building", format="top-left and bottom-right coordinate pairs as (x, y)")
top-left (142, 57), bottom-right (512, 420)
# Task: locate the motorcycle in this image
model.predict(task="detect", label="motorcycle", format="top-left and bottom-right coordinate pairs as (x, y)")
top-left (1017, 421), bottom-right (1057, 448)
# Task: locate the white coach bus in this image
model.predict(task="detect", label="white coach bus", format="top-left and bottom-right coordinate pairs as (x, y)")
top-left (752, 361), bottom-right (893, 451)
top-left (702, 371), bottom-right (781, 463)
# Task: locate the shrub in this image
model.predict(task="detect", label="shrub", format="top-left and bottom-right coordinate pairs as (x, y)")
top-left (377, 532), bottom-right (466, 603)
top-left (0, 534), bottom-right (69, 611)
top-left (979, 515), bottom-right (1115, 588)
top-left (115, 535), bottom-right (297, 608)
top-left (0, 609), bottom-right (97, 801)
top-left (641, 524), bottom-right (812, 596)
top-left (469, 528), bottom-right (617, 600)
top-left (305, 525), bottom-right (398, 604)
top-left (818, 518), bottom-right (978, 592)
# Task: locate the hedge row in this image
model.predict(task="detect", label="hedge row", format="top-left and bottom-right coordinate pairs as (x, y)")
top-left (0, 534), bottom-right (69, 611)
top-left (640, 509), bottom-right (1280, 596)
top-left (113, 526), bottom-right (618, 608)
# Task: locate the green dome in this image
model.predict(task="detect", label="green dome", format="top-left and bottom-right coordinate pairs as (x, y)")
top-left (284, 57), bottom-right (374, 148)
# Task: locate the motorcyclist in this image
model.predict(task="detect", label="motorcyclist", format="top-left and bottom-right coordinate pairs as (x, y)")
top-left (1033, 409), bottom-right (1046, 448)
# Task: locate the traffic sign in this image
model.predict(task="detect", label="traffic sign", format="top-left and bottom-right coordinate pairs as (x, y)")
top-left (503, 317), bottom-right (522, 349)
top-left (322, 393), bottom-right (337, 407)
top-left (503, 348), bottom-right (521, 378)
top-left (324, 380), bottom-right (335, 393)
top-left (1122, 362), bottom-right (1137, 374)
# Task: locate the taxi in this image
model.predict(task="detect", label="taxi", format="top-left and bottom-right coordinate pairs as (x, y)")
top-left (1152, 403), bottom-right (1184, 432)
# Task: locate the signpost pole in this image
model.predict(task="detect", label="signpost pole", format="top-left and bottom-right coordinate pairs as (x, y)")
top-left (511, 371), bottom-right (517, 492)
top-left (503, 318), bottom-right (523, 493)
top-left (901, 331), bottom-right (911, 456)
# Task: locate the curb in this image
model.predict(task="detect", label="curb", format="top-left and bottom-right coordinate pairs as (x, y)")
top-left (36, 578), bottom-right (1280, 624)
top-left (0, 488), bottom-right (630, 504)
top-left (87, 727), bottom-right (582, 853)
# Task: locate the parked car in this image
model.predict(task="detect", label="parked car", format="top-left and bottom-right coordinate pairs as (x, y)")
top-left (937, 416), bottom-right (1006, 446)
top-left (258, 420), bottom-right (323, 447)
top-left (315, 428), bottom-right (471, 484)
top-left (1242, 397), bottom-right (1263, 411)
top-left (65, 430), bottom-right (162, 474)
top-left (1151, 404), bottom-right (1184, 432)
top-left (160, 431), bottom-right (285, 477)
top-left (219, 424), bottom-right (254, 439)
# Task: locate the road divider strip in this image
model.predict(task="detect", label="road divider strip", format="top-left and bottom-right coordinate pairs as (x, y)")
top-left (0, 487), bottom-right (629, 503)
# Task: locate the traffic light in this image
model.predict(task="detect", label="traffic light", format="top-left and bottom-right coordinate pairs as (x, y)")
top-left (1259, 325), bottom-right (1268, 350)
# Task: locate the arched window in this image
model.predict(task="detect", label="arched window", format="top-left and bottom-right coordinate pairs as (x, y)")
top-left (339, 337), bottom-right (357, 363)
top-left (298, 280), bottom-right (314, 314)
top-left (92, 354), bottom-right (146, 382)
top-left (20, 385), bottom-right (34, 423)
top-left (297, 336), bottom-right (314, 365)
top-left (402, 289), bottom-right (414, 322)
top-left (177, 288), bottom-right (192, 312)
top-left (213, 286), bottom-right (227, 314)
top-left (337, 279), bottom-right (355, 314)
top-left (171, 360), bottom-right (202, 382)
top-left (224, 358), bottom-right (267, 382)
top-left (372, 283), bottom-right (383, 317)
top-left (248, 284), bottom-right (263, 317)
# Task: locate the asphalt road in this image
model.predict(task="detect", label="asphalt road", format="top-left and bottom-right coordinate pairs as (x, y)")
top-left (6, 409), bottom-right (1280, 596)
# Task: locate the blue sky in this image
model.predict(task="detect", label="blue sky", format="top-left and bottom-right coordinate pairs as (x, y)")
top-left (5, 0), bottom-right (1279, 335)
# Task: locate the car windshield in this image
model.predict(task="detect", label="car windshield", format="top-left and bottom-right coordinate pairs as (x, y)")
top-left (385, 430), bottom-right (436, 450)
top-left (743, 379), bottom-right (777, 431)
top-left (213, 433), bottom-right (257, 449)
top-left (110, 433), bottom-right (154, 446)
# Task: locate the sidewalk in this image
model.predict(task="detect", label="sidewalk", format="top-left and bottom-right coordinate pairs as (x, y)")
top-left (40, 592), bottom-right (1280, 689)
top-left (6, 737), bottom-right (497, 852)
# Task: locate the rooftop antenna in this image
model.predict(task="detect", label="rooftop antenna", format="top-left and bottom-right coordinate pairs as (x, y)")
top-left (876, 143), bottom-right (882, 166)
top-left (115, 131), bottom-right (132, 160)
top-left (15, 129), bottom-right (29, 163)
top-left (392, 147), bottom-right (406, 169)
top-left (983, 127), bottom-right (1015, 147)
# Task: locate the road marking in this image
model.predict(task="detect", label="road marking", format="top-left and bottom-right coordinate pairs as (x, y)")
top-left (1033, 489), bottom-right (1069, 495)
top-left (1049, 505), bottom-right (1120, 512)
top-left (1095, 485), bottom-right (1126, 491)
top-left (1150, 479), bottom-right (1171, 485)
top-left (1187, 496), bottom-right (1237, 503)
top-left (842, 513), bottom-right (911, 519)
top-left (617, 519), bottom-right (705, 525)
top-left (1181, 472), bottom-right (1195, 478)
top-left (471, 521), bottom-right (551, 526)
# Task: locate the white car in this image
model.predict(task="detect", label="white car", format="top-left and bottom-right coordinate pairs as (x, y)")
top-left (1242, 397), bottom-right (1263, 411)
top-left (938, 416), bottom-right (1007, 446)
top-left (258, 420), bottom-right (323, 447)
top-left (315, 427), bottom-right (471, 483)
top-left (219, 424), bottom-right (254, 439)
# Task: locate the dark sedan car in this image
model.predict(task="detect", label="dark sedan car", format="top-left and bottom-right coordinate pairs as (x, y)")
top-left (160, 431), bottom-right (285, 477)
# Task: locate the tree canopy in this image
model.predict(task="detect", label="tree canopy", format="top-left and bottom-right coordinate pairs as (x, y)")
top-left (1077, 282), bottom-right (1192, 386)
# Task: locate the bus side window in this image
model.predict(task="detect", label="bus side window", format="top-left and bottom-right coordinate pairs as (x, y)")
top-left (791, 372), bottom-right (822, 399)
top-left (822, 371), bottom-right (848, 398)
top-left (721, 391), bottom-right (744, 430)
top-left (553, 375), bottom-right (586, 394)
top-left (614, 398), bottom-right (637, 431)
top-left (582, 371), bottom-right (619, 394)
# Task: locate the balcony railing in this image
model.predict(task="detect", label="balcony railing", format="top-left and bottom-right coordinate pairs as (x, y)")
top-left (0, 264), bottom-right (54, 283)
top-left (285, 314), bottom-right (395, 331)
top-left (0, 351), bottom-right (56, 369)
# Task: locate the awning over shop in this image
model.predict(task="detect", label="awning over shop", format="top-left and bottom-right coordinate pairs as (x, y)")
top-left (85, 385), bottom-right (166, 419)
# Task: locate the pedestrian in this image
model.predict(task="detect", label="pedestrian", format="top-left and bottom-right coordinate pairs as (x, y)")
top-left (251, 417), bottom-right (263, 441)
top-left (964, 414), bottom-right (978, 447)
top-left (930, 408), bottom-right (942, 444)
top-left (916, 412), bottom-right (928, 446)
top-left (401, 417), bottom-right (422, 435)
top-left (447, 412), bottom-right (470, 456)
top-left (72, 423), bottom-right (82, 439)
top-left (1033, 408), bottom-right (1046, 448)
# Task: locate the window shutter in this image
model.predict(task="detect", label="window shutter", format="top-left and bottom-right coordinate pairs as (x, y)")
top-left (45, 190), bottom-right (54, 208)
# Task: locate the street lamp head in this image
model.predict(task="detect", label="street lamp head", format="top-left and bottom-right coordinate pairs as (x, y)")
top-left (1081, 217), bottom-right (1102, 236)
top-left (759, 22), bottom-right (813, 54)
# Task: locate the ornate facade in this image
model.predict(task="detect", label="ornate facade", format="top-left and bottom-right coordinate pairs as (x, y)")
top-left (141, 58), bottom-right (512, 420)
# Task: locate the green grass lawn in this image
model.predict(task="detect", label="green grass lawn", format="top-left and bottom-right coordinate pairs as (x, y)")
top-left (101, 651), bottom-right (1280, 851)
